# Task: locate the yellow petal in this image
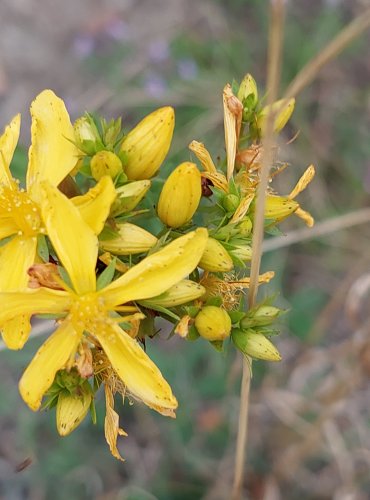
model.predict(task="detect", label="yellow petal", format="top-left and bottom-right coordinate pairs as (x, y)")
top-left (188, 140), bottom-right (217, 174)
top-left (27, 90), bottom-right (79, 193)
top-left (0, 235), bottom-right (37, 290)
top-left (40, 182), bottom-right (97, 294)
top-left (228, 271), bottom-right (275, 288)
top-left (223, 84), bottom-right (242, 180)
top-left (230, 193), bottom-right (255, 224)
top-left (0, 217), bottom-right (18, 240)
top-left (97, 322), bottom-right (177, 411)
top-left (201, 172), bottom-right (229, 193)
top-left (102, 228), bottom-right (208, 307)
top-left (295, 207), bottom-right (314, 227)
top-left (0, 236), bottom-right (37, 350)
top-left (0, 288), bottom-right (70, 326)
top-left (104, 382), bottom-right (127, 461)
top-left (288, 165), bottom-right (315, 199)
top-left (72, 176), bottom-right (116, 235)
top-left (0, 114), bottom-right (21, 188)
top-left (1, 315), bottom-right (32, 350)
top-left (19, 320), bottom-right (81, 411)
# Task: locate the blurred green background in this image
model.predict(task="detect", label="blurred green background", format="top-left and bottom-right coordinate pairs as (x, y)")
top-left (1, 0), bottom-right (370, 498)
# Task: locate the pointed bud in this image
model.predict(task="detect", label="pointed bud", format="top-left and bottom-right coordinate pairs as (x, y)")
top-left (74, 115), bottom-right (100, 143)
top-left (100, 222), bottom-right (157, 255)
top-left (157, 162), bottom-right (202, 228)
top-left (265, 195), bottom-right (299, 219)
top-left (199, 238), bottom-right (234, 272)
top-left (56, 388), bottom-right (92, 436)
top-left (195, 306), bottom-right (232, 341)
top-left (140, 280), bottom-right (205, 308)
top-left (110, 180), bottom-right (151, 216)
top-left (230, 244), bottom-right (252, 262)
top-left (74, 115), bottom-right (102, 155)
top-left (121, 107), bottom-right (175, 180)
top-left (232, 328), bottom-right (281, 361)
top-left (238, 217), bottom-right (252, 236)
top-left (237, 73), bottom-right (258, 106)
top-left (90, 151), bottom-right (123, 181)
top-left (222, 193), bottom-right (240, 212)
top-left (259, 98), bottom-right (295, 134)
top-left (241, 305), bottom-right (283, 328)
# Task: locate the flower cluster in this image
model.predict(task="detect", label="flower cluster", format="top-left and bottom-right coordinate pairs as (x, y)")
top-left (0, 75), bottom-right (314, 460)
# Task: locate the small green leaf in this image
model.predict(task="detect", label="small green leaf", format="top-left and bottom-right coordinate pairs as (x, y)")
top-left (37, 235), bottom-right (49, 262)
top-left (97, 257), bottom-right (116, 290)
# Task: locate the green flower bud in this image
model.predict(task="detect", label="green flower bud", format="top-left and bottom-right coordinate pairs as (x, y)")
top-left (195, 306), bottom-right (232, 341)
top-left (241, 305), bottom-right (282, 328)
top-left (110, 180), bottom-right (151, 216)
top-left (238, 217), bottom-right (252, 236)
top-left (232, 328), bottom-right (281, 361)
top-left (90, 151), bottom-right (123, 181)
top-left (222, 194), bottom-right (240, 212)
top-left (230, 244), bottom-right (252, 262)
top-left (237, 73), bottom-right (258, 106)
top-left (258, 98), bottom-right (295, 134)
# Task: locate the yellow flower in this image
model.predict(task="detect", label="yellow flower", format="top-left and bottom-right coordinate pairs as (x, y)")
top-left (265, 164), bottom-right (315, 226)
top-left (0, 90), bottom-right (116, 350)
top-left (0, 182), bottom-right (208, 415)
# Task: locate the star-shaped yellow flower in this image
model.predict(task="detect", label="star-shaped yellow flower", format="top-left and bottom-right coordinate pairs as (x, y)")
top-left (0, 90), bottom-right (115, 349)
top-left (0, 182), bottom-right (208, 414)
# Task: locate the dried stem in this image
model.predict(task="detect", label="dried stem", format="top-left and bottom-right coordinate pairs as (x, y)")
top-left (231, 2), bottom-right (285, 498)
top-left (283, 7), bottom-right (370, 100)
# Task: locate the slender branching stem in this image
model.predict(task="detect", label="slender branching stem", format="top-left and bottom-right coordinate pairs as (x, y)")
top-left (231, 2), bottom-right (285, 498)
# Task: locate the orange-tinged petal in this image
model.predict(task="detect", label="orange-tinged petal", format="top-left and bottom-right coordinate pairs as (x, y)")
top-left (189, 140), bottom-right (217, 174)
top-left (0, 114), bottom-right (20, 188)
top-left (27, 90), bottom-right (79, 193)
top-left (72, 176), bottom-right (116, 235)
top-left (230, 193), bottom-right (255, 224)
top-left (40, 182), bottom-right (98, 294)
top-left (0, 235), bottom-right (37, 290)
top-left (295, 207), bottom-right (314, 227)
top-left (104, 382), bottom-right (127, 461)
top-left (1, 315), bottom-right (32, 350)
top-left (223, 84), bottom-right (241, 180)
top-left (0, 288), bottom-right (70, 326)
top-left (19, 320), bottom-right (81, 411)
top-left (97, 322), bottom-right (177, 411)
top-left (102, 228), bottom-right (208, 307)
top-left (288, 165), bottom-right (315, 199)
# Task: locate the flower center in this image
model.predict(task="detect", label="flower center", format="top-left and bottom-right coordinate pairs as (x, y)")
top-left (69, 293), bottom-right (111, 334)
top-left (0, 185), bottom-right (42, 237)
